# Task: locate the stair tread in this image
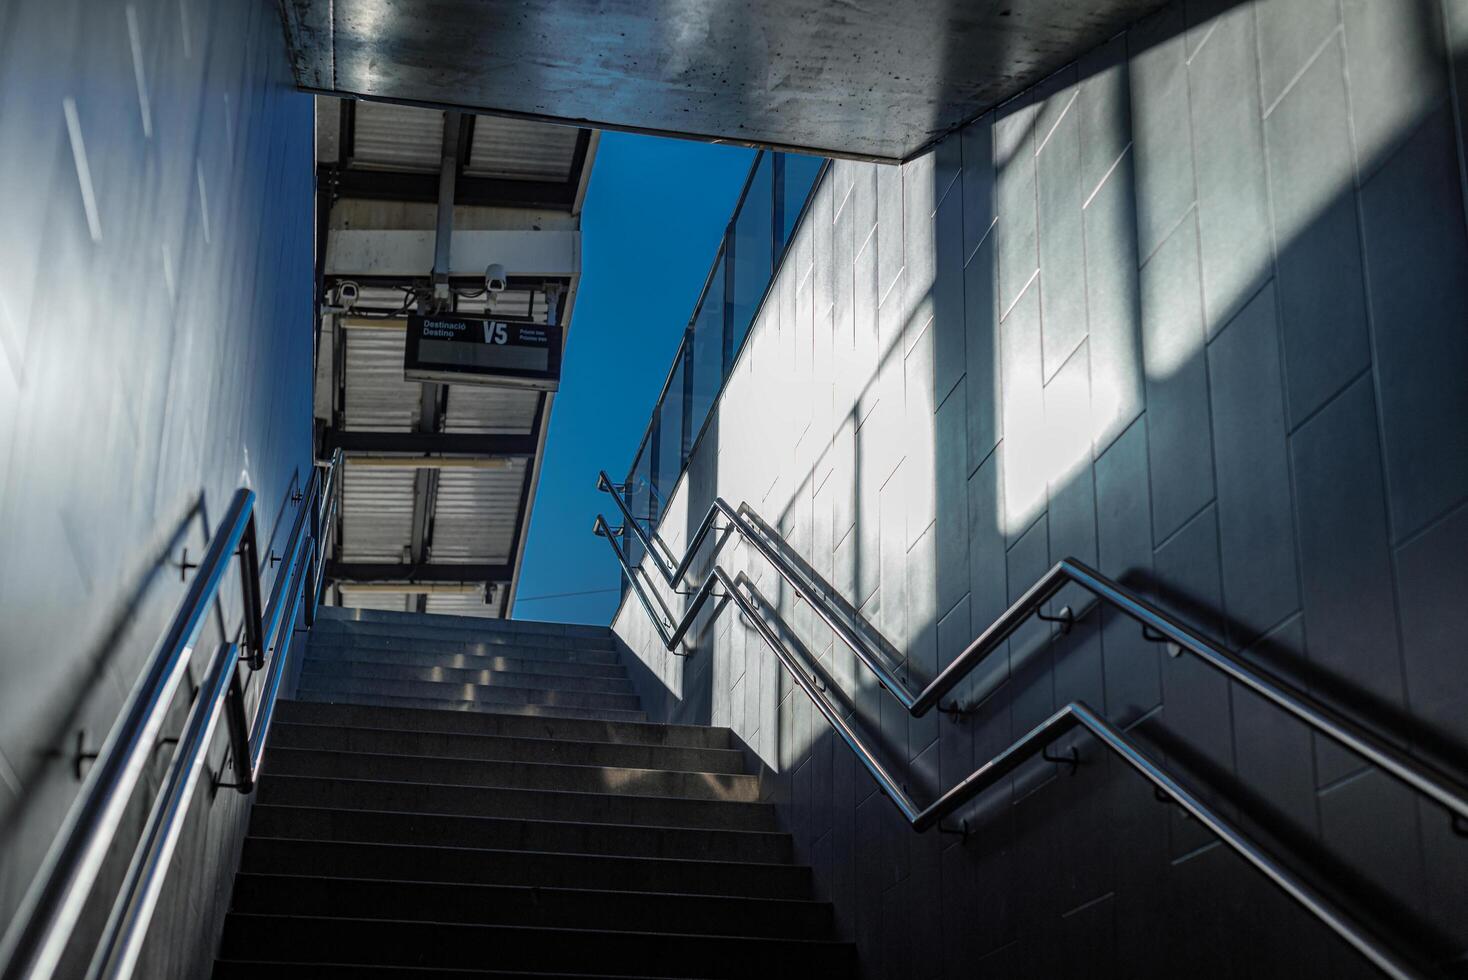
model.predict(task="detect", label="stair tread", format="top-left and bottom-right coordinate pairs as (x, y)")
top-left (259, 774), bottom-right (780, 833)
top-left (266, 745), bottom-right (759, 787)
top-left (214, 960), bottom-right (701, 979)
top-left (250, 803), bottom-right (791, 846)
top-left (298, 676), bottom-right (642, 706)
top-left (295, 691), bottom-right (648, 722)
top-left (299, 662), bottom-right (633, 691)
top-left (233, 871), bottom-right (828, 902)
top-left (245, 835), bottom-right (796, 869)
top-left (269, 722), bottom-right (746, 772)
top-left (223, 911), bottom-right (850, 944)
top-left (276, 699), bottom-right (729, 748)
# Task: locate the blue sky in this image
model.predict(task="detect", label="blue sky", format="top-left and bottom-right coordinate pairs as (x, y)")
top-left (512, 132), bottom-right (755, 624)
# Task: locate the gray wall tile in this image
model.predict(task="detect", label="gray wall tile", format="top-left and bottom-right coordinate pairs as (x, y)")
top-left (1206, 282), bottom-right (1300, 642)
top-left (1357, 105), bottom-right (1468, 539)
top-left (1291, 376), bottom-right (1404, 782)
top-left (1395, 501), bottom-right (1468, 760)
top-left (1129, 3), bottom-right (1197, 262)
top-left (1140, 214), bottom-right (1215, 544)
top-left (964, 233), bottom-right (1002, 475)
top-left (1188, 2), bottom-right (1272, 339)
top-left (1263, 37), bottom-right (1372, 426)
top-left (961, 113), bottom-right (996, 263)
top-left (1083, 150), bottom-right (1145, 455)
top-left (1036, 78), bottom-right (1089, 382)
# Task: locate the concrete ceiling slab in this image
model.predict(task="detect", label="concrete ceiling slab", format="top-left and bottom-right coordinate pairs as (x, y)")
top-left (279, 0), bottom-right (1164, 162)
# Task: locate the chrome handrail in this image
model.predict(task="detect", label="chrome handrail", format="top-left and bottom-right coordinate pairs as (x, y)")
top-left (596, 473), bottom-right (1468, 824)
top-left (0, 449), bottom-right (343, 980)
top-left (595, 476), bottom-right (1467, 980)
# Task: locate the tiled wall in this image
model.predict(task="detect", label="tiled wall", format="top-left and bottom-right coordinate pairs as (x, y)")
top-left (0, 0), bottom-right (314, 974)
top-left (614, 0), bottom-right (1468, 974)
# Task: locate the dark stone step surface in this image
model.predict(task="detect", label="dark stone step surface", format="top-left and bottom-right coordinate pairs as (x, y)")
top-left (274, 700), bottom-right (730, 749)
top-left (304, 643), bottom-right (629, 677)
top-left (269, 722), bottom-right (747, 774)
top-left (307, 633), bottom-right (623, 665)
top-left (217, 913), bottom-right (855, 978)
top-left (298, 659), bottom-right (636, 695)
top-left (248, 805), bottom-right (793, 863)
top-left (240, 839), bottom-right (810, 899)
top-left (294, 674), bottom-right (644, 711)
top-left (230, 873), bottom-right (832, 937)
top-left (257, 775), bottom-right (779, 831)
top-left (263, 747), bottom-right (761, 802)
top-left (295, 689), bottom-right (649, 723)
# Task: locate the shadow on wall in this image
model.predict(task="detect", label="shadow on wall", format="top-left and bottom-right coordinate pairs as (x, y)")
top-left (614, 0), bottom-right (1468, 975)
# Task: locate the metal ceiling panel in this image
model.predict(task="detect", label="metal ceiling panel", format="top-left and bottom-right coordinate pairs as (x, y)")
top-left (351, 101), bottom-right (445, 171)
top-left (282, 0), bottom-right (1166, 162)
top-left (343, 327), bottom-right (421, 431)
top-left (425, 592), bottom-right (502, 619)
top-left (336, 592), bottom-right (415, 613)
top-left (443, 386), bottom-right (539, 435)
top-left (430, 463), bottom-right (527, 564)
top-left (466, 115), bottom-right (580, 181)
top-left (340, 466), bottom-right (417, 562)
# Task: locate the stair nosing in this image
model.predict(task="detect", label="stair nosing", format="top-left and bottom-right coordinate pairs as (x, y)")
top-left (222, 910), bottom-right (850, 946)
top-left (245, 835), bottom-right (800, 870)
top-left (249, 803), bottom-right (790, 844)
top-left (259, 773), bottom-right (776, 818)
top-left (265, 745), bottom-right (759, 786)
top-left (232, 871), bottom-right (828, 906)
top-left (213, 958), bottom-right (702, 978)
top-left (293, 694), bottom-right (648, 722)
top-left (270, 722), bottom-right (742, 764)
top-left (278, 700), bottom-right (731, 744)
top-left (296, 679), bottom-right (642, 704)
top-left (299, 662), bottom-right (633, 686)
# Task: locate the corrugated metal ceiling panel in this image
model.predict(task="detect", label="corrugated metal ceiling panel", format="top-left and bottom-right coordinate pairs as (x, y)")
top-left (465, 116), bottom-right (579, 181)
top-left (424, 592), bottom-right (502, 619)
top-left (343, 327), bottom-right (421, 431)
top-left (340, 466), bottom-right (417, 563)
top-left (352, 102), bottom-right (444, 171)
top-left (430, 463), bottom-right (526, 564)
top-left (333, 592), bottom-right (414, 614)
top-left (443, 386), bottom-right (539, 434)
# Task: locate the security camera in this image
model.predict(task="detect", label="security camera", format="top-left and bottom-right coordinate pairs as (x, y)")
top-left (484, 263), bottom-right (508, 295)
top-left (330, 281), bottom-right (360, 310)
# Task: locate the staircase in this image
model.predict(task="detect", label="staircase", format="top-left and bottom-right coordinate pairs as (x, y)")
top-left (213, 608), bottom-right (854, 978)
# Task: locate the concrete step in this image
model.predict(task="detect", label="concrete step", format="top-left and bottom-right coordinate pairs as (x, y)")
top-left (269, 722), bottom-right (747, 774)
top-left (274, 700), bottom-right (728, 749)
top-left (308, 632), bottom-right (623, 665)
top-left (294, 675), bottom-right (643, 712)
top-left (304, 643), bottom-right (628, 678)
top-left (263, 747), bottom-right (762, 802)
top-left (311, 620), bottom-right (618, 653)
top-left (248, 805), bottom-right (793, 863)
top-left (257, 775), bottom-right (779, 832)
top-left (230, 874), bottom-right (832, 938)
top-left (295, 689), bottom-right (649, 723)
top-left (240, 839), bottom-right (811, 899)
top-left (298, 659), bottom-right (636, 695)
top-left (218, 914), bottom-right (854, 978)
top-left (316, 606), bottom-right (614, 641)
top-left (216, 964), bottom-right (696, 980)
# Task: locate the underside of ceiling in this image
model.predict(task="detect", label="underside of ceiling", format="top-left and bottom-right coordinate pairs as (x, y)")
top-left (279, 0), bottom-right (1167, 162)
